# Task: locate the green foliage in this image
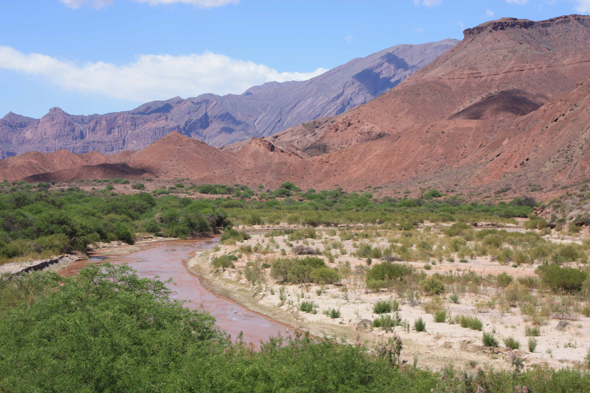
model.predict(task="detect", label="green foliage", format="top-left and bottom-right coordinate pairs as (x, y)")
top-left (309, 267), bottom-right (341, 284)
top-left (131, 183), bottom-right (145, 190)
top-left (423, 189), bottom-right (442, 199)
top-left (271, 257), bottom-right (339, 285)
top-left (220, 229), bottom-right (251, 244)
top-left (324, 308), bottom-right (341, 319)
top-left (434, 310), bottom-right (447, 323)
top-left (482, 332), bottom-right (499, 347)
top-left (496, 272), bottom-right (513, 288)
top-left (457, 315), bottom-right (483, 331)
top-left (211, 255), bottom-right (236, 269)
top-left (537, 264), bottom-right (588, 293)
top-left (0, 264), bottom-right (226, 391)
top-left (504, 337), bottom-right (520, 350)
top-left (525, 326), bottom-right (540, 337)
top-left (372, 313), bottom-right (404, 332)
top-left (528, 338), bottom-right (538, 353)
top-left (420, 277), bottom-right (445, 295)
top-left (414, 317), bottom-right (426, 332)
top-left (300, 301), bottom-right (315, 313)
top-left (373, 301), bottom-right (393, 314)
top-left (449, 293), bottom-right (459, 304)
top-left (366, 262), bottom-right (413, 287)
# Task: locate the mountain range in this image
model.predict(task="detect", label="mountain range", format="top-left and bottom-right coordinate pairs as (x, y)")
top-left (3, 15), bottom-right (590, 198)
top-left (0, 39), bottom-right (457, 160)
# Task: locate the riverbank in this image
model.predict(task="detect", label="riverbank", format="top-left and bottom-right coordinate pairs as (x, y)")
top-left (186, 227), bottom-right (590, 372)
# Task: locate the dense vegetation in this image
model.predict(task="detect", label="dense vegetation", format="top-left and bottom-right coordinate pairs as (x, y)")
top-left (0, 182), bottom-right (230, 264)
top-left (0, 180), bottom-right (538, 265)
top-left (1, 264), bottom-right (589, 392)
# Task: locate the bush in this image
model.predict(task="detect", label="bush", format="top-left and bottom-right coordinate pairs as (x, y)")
top-left (457, 315), bottom-right (483, 331)
top-left (366, 262), bottom-right (413, 284)
top-left (372, 313), bottom-right (403, 332)
top-left (525, 326), bottom-right (540, 337)
top-left (504, 337), bottom-right (520, 350)
top-left (528, 338), bottom-right (538, 353)
top-left (373, 301), bottom-right (393, 314)
top-left (414, 317), bottom-right (426, 332)
top-left (271, 257), bottom-right (339, 285)
top-left (483, 332), bottom-right (499, 347)
top-left (420, 277), bottom-right (445, 295)
top-left (324, 308), bottom-right (341, 319)
top-left (537, 264), bottom-right (588, 293)
top-left (115, 223), bottom-right (134, 244)
top-left (220, 229), bottom-right (251, 244)
top-left (211, 255), bottom-right (235, 269)
top-left (310, 267), bottom-right (341, 284)
top-left (132, 183), bottom-right (145, 190)
top-left (434, 310), bottom-right (447, 323)
top-left (300, 301), bottom-right (315, 313)
top-left (496, 272), bottom-right (513, 288)
top-left (449, 294), bottom-right (459, 304)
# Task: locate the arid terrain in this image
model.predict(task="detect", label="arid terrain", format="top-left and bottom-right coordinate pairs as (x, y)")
top-left (194, 222), bottom-right (590, 371)
top-left (2, 16), bottom-right (590, 201)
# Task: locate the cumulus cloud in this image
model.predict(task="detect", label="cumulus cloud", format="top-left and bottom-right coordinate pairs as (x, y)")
top-left (60, 0), bottom-right (239, 9)
top-left (413, 0), bottom-right (442, 6)
top-left (0, 46), bottom-right (328, 102)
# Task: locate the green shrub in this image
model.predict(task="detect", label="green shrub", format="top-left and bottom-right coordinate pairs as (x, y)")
top-left (434, 310), bottom-right (447, 323)
top-left (525, 326), bottom-right (540, 337)
top-left (310, 267), bottom-right (341, 284)
top-left (300, 301), bottom-right (315, 313)
top-left (457, 315), bottom-right (483, 331)
top-left (449, 293), bottom-right (459, 304)
top-left (504, 337), bottom-right (520, 350)
top-left (496, 272), bottom-right (513, 288)
top-left (482, 332), bottom-right (499, 347)
top-left (420, 277), bottom-right (445, 295)
top-left (366, 262), bottom-right (413, 286)
top-left (211, 255), bottom-right (235, 269)
top-left (271, 257), bottom-right (339, 285)
top-left (115, 223), bottom-right (134, 244)
top-left (414, 317), bottom-right (426, 332)
top-left (131, 183), bottom-right (145, 190)
top-left (324, 308), bottom-right (341, 319)
top-left (373, 301), bottom-right (392, 314)
top-left (537, 264), bottom-right (588, 293)
top-left (528, 338), bottom-right (538, 353)
top-left (220, 229), bottom-right (251, 244)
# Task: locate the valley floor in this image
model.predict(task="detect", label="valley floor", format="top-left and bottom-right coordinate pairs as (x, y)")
top-left (188, 224), bottom-right (590, 372)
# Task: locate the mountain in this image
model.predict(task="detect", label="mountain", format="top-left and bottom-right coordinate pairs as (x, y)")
top-left (4, 15), bottom-right (590, 198)
top-left (219, 15), bottom-right (590, 195)
top-left (0, 39), bottom-right (458, 160)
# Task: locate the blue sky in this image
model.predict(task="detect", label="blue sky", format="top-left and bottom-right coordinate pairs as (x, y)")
top-left (1, 0), bottom-right (588, 118)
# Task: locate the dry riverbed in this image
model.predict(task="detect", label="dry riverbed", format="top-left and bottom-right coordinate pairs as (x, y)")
top-left (190, 225), bottom-right (590, 372)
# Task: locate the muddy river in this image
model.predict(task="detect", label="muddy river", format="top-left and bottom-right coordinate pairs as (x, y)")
top-left (60, 239), bottom-right (294, 346)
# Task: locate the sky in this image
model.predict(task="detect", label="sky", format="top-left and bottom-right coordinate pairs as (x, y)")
top-left (1, 0), bottom-right (589, 119)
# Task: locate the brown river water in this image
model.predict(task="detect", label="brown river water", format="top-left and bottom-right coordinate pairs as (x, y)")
top-left (60, 239), bottom-right (295, 347)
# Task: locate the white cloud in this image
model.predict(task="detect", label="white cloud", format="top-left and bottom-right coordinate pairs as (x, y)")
top-left (571, 0), bottom-right (590, 12)
top-left (0, 46), bottom-right (328, 102)
top-left (486, 9), bottom-right (495, 17)
top-left (505, 0), bottom-right (528, 4)
top-left (345, 33), bottom-right (353, 43)
top-left (60, 0), bottom-right (113, 9)
top-left (413, 0), bottom-right (442, 6)
top-left (60, 0), bottom-right (239, 9)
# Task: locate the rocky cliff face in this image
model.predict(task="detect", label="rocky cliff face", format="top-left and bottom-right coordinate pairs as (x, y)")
top-left (0, 39), bottom-right (457, 159)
